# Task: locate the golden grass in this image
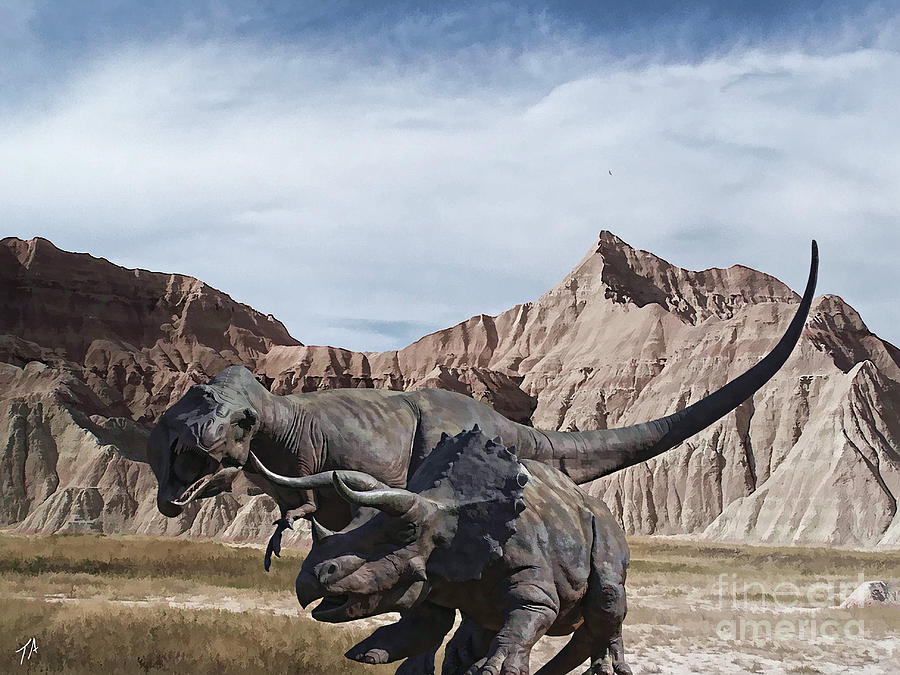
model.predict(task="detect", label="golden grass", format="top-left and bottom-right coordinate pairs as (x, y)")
top-left (627, 536), bottom-right (900, 580)
top-left (3, 532), bottom-right (895, 597)
top-left (0, 532), bottom-right (304, 592)
top-left (0, 597), bottom-right (390, 674)
top-left (626, 536), bottom-right (900, 611)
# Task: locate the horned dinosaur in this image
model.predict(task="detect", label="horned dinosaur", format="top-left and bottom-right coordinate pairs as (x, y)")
top-left (257, 427), bottom-right (635, 674)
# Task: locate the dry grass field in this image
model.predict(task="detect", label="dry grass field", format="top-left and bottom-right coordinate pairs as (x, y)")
top-left (0, 533), bottom-right (897, 674)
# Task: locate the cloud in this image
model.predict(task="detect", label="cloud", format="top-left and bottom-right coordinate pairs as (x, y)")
top-left (1, 8), bottom-right (898, 349)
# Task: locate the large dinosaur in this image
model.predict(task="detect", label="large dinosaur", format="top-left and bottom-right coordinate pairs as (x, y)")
top-left (262, 427), bottom-right (635, 674)
top-left (150, 242), bottom-right (818, 535)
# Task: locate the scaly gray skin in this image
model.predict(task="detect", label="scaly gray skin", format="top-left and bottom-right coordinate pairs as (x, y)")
top-left (149, 241), bottom-right (818, 535)
top-left (269, 428), bottom-right (635, 675)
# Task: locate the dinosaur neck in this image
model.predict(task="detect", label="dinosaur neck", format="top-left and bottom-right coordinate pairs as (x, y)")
top-left (211, 368), bottom-right (322, 476)
top-left (250, 385), bottom-right (303, 451)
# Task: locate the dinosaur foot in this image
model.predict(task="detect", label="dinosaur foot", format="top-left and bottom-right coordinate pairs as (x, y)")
top-left (583, 657), bottom-right (631, 675)
top-left (395, 650), bottom-right (437, 674)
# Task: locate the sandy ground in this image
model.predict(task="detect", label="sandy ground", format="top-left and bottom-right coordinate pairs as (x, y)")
top-left (8, 584), bottom-right (897, 674)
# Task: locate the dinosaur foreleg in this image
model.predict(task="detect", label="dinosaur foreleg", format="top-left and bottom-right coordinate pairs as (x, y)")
top-left (442, 618), bottom-right (495, 674)
top-left (287, 502), bottom-right (317, 520)
top-left (463, 580), bottom-right (558, 675)
top-left (345, 601), bottom-right (455, 666)
top-left (262, 502), bottom-right (317, 571)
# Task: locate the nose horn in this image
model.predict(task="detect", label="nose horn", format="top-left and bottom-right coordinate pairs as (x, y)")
top-left (311, 518), bottom-right (334, 542)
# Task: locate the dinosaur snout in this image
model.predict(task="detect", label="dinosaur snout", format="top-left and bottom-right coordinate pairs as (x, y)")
top-left (296, 571), bottom-right (324, 608)
top-left (197, 420), bottom-right (226, 451)
top-left (317, 561), bottom-right (340, 585)
top-left (313, 555), bottom-right (365, 587)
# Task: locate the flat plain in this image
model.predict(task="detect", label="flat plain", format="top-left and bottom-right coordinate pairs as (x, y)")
top-left (1, 533), bottom-right (897, 674)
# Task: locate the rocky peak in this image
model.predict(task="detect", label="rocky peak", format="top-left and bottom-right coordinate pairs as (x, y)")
top-left (0, 236), bottom-right (306, 424)
top-left (559, 231), bottom-right (800, 325)
top-left (806, 294), bottom-right (900, 380)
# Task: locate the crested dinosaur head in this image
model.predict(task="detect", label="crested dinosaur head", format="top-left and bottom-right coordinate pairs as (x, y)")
top-left (282, 428), bottom-right (528, 623)
top-left (149, 366), bottom-right (261, 517)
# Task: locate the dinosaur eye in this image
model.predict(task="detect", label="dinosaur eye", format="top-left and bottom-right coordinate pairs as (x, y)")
top-left (238, 408), bottom-right (256, 431)
top-left (237, 410), bottom-right (256, 431)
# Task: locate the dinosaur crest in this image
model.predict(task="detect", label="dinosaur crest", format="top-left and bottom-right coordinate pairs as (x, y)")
top-left (410, 427), bottom-right (529, 583)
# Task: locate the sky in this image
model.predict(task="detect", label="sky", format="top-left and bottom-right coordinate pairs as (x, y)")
top-left (2, 1), bottom-right (898, 351)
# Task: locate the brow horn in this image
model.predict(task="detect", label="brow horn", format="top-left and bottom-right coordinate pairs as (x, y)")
top-left (331, 471), bottom-right (420, 518)
top-left (249, 452), bottom-right (388, 491)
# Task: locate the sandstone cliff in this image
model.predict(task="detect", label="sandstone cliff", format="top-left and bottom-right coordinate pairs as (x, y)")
top-left (2, 234), bottom-right (898, 548)
top-left (0, 237), bottom-right (304, 543)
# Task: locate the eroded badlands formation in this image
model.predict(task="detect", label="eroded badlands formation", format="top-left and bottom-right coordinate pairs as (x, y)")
top-left (1, 234), bottom-right (897, 547)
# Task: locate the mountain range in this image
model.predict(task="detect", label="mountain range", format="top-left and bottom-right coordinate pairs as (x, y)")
top-left (2, 233), bottom-right (897, 548)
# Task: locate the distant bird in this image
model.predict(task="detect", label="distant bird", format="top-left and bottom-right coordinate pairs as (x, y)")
top-left (609, 170), bottom-right (613, 175)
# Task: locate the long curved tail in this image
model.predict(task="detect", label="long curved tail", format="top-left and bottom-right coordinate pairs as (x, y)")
top-left (517, 241), bottom-right (818, 484)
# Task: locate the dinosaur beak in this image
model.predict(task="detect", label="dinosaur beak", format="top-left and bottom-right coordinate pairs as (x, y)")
top-left (296, 571), bottom-right (323, 609)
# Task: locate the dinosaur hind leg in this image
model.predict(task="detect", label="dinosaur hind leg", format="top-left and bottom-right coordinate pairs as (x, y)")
top-left (538, 545), bottom-right (632, 675)
top-left (602, 635), bottom-right (631, 675)
top-left (579, 574), bottom-right (631, 675)
top-left (532, 625), bottom-right (594, 675)
top-left (532, 626), bottom-right (631, 675)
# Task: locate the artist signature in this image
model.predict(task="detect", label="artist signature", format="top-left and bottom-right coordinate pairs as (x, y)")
top-left (15, 637), bottom-right (37, 665)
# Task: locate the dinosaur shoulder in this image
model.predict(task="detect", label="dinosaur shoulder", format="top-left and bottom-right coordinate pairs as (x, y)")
top-left (520, 460), bottom-right (588, 502)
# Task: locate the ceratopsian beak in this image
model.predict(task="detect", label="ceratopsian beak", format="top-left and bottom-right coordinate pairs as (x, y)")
top-left (296, 571), bottom-right (324, 609)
